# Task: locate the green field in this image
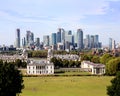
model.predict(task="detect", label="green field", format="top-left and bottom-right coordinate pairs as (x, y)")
top-left (20, 76), bottom-right (113, 96)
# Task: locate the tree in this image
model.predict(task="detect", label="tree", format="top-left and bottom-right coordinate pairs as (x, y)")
top-left (91, 55), bottom-right (100, 63)
top-left (63, 59), bottom-right (69, 68)
top-left (15, 59), bottom-right (22, 68)
top-left (107, 71), bottom-right (120, 96)
top-left (106, 58), bottom-right (120, 75)
top-left (0, 61), bottom-right (24, 96)
top-left (100, 53), bottom-right (113, 65)
top-left (81, 54), bottom-right (90, 61)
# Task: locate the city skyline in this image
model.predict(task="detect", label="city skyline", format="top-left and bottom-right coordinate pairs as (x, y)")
top-left (0, 0), bottom-right (120, 46)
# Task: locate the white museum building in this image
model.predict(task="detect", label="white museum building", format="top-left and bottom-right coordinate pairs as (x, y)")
top-left (27, 49), bottom-right (54, 75)
top-left (27, 60), bottom-right (54, 75)
top-left (81, 61), bottom-right (105, 75)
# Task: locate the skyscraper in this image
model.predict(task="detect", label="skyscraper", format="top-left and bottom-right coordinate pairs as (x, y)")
top-left (43, 35), bottom-right (50, 47)
top-left (35, 38), bottom-right (40, 47)
top-left (76, 29), bottom-right (83, 49)
top-left (61, 28), bottom-right (65, 42)
top-left (15, 28), bottom-right (20, 48)
top-left (94, 35), bottom-right (99, 48)
top-left (51, 33), bottom-right (56, 45)
top-left (57, 28), bottom-right (62, 43)
top-left (109, 38), bottom-right (116, 50)
top-left (26, 31), bottom-right (34, 46)
top-left (22, 37), bottom-right (26, 47)
top-left (90, 35), bottom-right (94, 48)
top-left (109, 38), bottom-right (112, 50)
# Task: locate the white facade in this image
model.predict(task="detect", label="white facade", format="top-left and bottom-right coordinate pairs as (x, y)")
top-left (81, 61), bottom-right (105, 75)
top-left (27, 60), bottom-right (54, 75)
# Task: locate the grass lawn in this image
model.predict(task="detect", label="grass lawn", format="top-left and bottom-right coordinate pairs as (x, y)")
top-left (20, 76), bottom-right (113, 96)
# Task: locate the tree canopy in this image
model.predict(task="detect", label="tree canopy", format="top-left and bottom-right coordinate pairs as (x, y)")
top-left (107, 71), bottom-right (120, 96)
top-left (100, 53), bottom-right (113, 65)
top-left (50, 57), bottom-right (81, 68)
top-left (106, 58), bottom-right (120, 75)
top-left (0, 61), bottom-right (24, 96)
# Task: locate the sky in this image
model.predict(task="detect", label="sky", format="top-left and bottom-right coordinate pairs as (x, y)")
top-left (0, 0), bottom-right (120, 46)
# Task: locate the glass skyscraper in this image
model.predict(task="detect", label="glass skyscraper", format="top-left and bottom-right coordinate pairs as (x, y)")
top-left (76, 29), bottom-right (83, 49)
top-left (51, 33), bottom-right (57, 45)
top-left (57, 28), bottom-right (62, 43)
top-left (26, 31), bottom-right (34, 46)
top-left (16, 28), bottom-right (20, 48)
top-left (43, 35), bottom-right (50, 47)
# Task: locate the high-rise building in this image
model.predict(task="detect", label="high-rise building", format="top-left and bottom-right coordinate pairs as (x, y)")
top-left (90, 35), bottom-right (94, 48)
top-left (65, 35), bottom-right (74, 45)
top-left (76, 29), bottom-right (83, 49)
top-left (61, 28), bottom-right (65, 42)
top-left (109, 38), bottom-right (116, 50)
top-left (43, 35), bottom-right (50, 47)
top-left (15, 28), bottom-right (20, 48)
top-left (94, 35), bottom-right (99, 48)
top-left (51, 33), bottom-right (56, 45)
top-left (68, 30), bottom-right (72, 35)
top-left (26, 31), bottom-right (34, 46)
top-left (109, 38), bottom-right (112, 50)
top-left (22, 37), bottom-right (26, 47)
top-left (35, 38), bottom-right (40, 47)
top-left (84, 35), bottom-right (90, 49)
top-left (57, 28), bottom-right (62, 43)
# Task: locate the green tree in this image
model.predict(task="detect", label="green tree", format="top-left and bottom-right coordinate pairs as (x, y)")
top-left (75, 60), bottom-right (81, 67)
top-left (51, 57), bottom-right (60, 68)
top-left (0, 61), bottom-right (24, 96)
top-left (106, 58), bottom-right (120, 75)
top-left (100, 53), bottom-right (113, 65)
top-left (107, 71), bottom-right (120, 96)
top-left (81, 54), bottom-right (90, 61)
top-left (91, 55), bottom-right (100, 63)
top-left (15, 59), bottom-right (22, 68)
top-left (63, 59), bottom-right (69, 67)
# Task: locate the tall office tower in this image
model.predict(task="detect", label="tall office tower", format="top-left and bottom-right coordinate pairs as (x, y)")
top-left (15, 28), bottom-right (20, 48)
top-left (109, 38), bottom-right (116, 50)
top-left (43, 35), bottom-right (50, 47)
top-left (84, 35), bottom-right (90, 49)
top-left (61, 28), bottom-right (65, 50)
top-left (22, 37), bottom-right (26, 47)
top-left (26, 31), bottom-right (34, 46)
top-left (35, 38), bottom-right (40, 47)
top-left (68, 30), bottom-right (72, 35)
top-left (61, 28), bottom-right (65, 41)
top-left (90, 35), bottom-right (94, 48)
top-left (94, 35), bottom-right (99, 48)
top-left (65, 35), bottom-right (74, 45)
top-left (112, 40), bottom-right (116, 50)
top-left (109, 38), bottom-right (112, 50)
top-left (51, 33), bottom-right (57, 45)
top-left (57, 28), bottom-right (62, 43)
top-left (76, 29), bottom-right (84, 49)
